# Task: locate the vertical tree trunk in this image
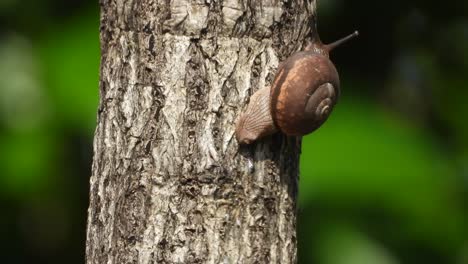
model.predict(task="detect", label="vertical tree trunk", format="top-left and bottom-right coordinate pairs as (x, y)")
top-left (87, 0), bottom-right (316, 263)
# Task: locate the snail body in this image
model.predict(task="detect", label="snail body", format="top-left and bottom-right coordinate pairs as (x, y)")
top-left (236, 30), bottom-right (358, 145)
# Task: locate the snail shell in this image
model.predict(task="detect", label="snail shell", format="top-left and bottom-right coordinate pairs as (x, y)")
top-left (235, 31), bottom-right (358, 145)
top-left (270, 52), bottom-right (340, 135)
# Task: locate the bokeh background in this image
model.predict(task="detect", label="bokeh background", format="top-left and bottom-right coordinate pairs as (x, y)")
top-left (1, 0), bottom-right (467, 263)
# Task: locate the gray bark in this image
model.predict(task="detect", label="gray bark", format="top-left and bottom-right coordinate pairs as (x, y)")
top-left (86, 0), bottom-right (317, 263)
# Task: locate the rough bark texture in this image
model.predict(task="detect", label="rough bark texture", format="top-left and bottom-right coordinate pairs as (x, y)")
top-left (87, 1), bottom-right (317, 263)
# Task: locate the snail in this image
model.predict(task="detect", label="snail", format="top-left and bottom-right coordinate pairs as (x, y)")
top-left (235, 30), bottom-right (359, 145)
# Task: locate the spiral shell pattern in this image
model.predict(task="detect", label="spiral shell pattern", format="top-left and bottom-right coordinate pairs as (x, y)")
top-left (270, 52), bottom-right (340, 135)
top-left (306, 82), bottom-right (336, 121)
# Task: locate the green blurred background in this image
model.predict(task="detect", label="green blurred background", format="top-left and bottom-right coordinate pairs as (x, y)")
top-left (1, 0), bottom-right (467, 263)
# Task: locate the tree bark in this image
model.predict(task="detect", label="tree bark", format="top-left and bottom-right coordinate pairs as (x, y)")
top-left (87, 1), bottom-right (316, 263)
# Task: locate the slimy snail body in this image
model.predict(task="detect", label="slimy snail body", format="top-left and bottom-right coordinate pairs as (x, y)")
top-left (236, 30), bottom-right (358, 144)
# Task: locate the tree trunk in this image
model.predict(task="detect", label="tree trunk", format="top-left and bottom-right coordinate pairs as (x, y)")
top-left (86, 0), bottom-right (316, 263)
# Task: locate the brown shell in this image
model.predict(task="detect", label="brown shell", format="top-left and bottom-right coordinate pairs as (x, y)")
top-left (270, 52), bottom-right (340, 135)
